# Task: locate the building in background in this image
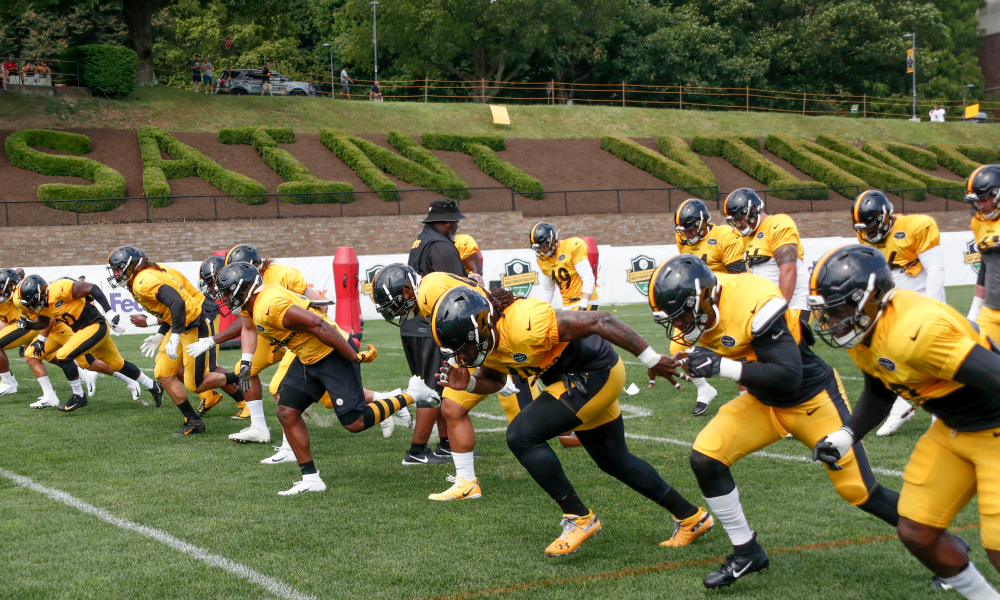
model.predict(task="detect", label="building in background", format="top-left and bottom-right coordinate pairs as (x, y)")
top-left (978, 0), bottom-right (1000, 93)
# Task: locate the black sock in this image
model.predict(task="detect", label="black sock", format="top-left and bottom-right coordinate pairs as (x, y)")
top-left (734, 534), bottom-right (760, 554)
top-left (224, 372), bottom-right (240, 386)
top-left (409, 442), bottom-right (426, 455)
top-left (438, 437), bottom-right (450, 450)
top-left (177, 400), bottom-right (199, 421)
top-left (657, 488), bottom-right (699, 521)
top-left (227, 389), bottom-right (244, 402)
top-left (299, 460), bottom-right (317, 476)
top-left (858, 484), bottom-right (900, 527)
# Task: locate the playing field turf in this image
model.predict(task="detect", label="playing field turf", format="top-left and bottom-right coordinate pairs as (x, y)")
top-left (0, 285), bottom-right (992, 600)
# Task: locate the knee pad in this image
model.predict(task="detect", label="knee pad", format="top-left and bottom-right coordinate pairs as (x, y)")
top-left (690, 450), bottom-right (727, 479)
top-left (690, 450), bottom-right (736, 497)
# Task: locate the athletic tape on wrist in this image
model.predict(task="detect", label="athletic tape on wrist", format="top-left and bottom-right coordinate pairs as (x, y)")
top-left (637, 346), bottom-right (661, 369)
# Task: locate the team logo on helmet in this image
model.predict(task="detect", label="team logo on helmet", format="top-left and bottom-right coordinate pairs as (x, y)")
top-left (627, 255), bottom-right (656, 296)
top-left (877, 357), bottom-right (896, 372)
top-left (362, 265), bottom-right (384, 296)
top-left (720, 335), bottom-right (736, 348)
top-left (500, 259), bottom-right (538, 298)
top-left (965, 240), bottom-right (982, 274)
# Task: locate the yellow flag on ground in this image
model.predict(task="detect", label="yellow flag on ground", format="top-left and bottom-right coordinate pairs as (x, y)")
top-left (490, 105), bottom-right (510, 125)
top-left (966, 103), bottom-right (981, 119)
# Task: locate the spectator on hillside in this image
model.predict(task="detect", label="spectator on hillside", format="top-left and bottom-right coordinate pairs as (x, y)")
top-left (936, 106), bottom-right (947, 122)
top-left (191, 54), bottom-right (202, 93)
top-left (369, 80), bottom-right (382, 102)
top-left (36, 61), bottom-right (51, 85)
top-left (338, 66), bottom-right (353, 100)
top-left (928, 106), bottom-right (939, 122)
top-left (22, 60), bottom-right (35, 83)
top-left (260, 62), bottom-right (273, 96)
top-left (4, 57), bottom-right (19, 85)
top-left (202, 59), bottom-right (214, 94)
top-left (0, 66), bottom-right (6, 91)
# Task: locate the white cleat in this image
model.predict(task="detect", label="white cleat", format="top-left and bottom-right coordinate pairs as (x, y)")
top-left (81, 369), bottom-right (98, 397)
top-left (877, 397), bottom-right (915, 437)
top-left (380, 416), bottom-right (395, 438)
top-left (30, 395), bottom-right (59, 409)
top-left (394, 405), bottom-right (413, 428)
top-left (407, 375), bottom-right (440, 408)
top-left (261, 445), bottom-right (297, 464)
top-left (229, 425), bottom-right (271, 444)
top-left (278, 474), bottom-right (326, 496)
top-left (126, 379), bottom-right (142, 403)
top-left (0, 380), bottom-right (19, 397)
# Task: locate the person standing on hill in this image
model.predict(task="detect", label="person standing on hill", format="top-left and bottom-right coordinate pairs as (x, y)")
top-left (191, 55), bottom-right (202, 93)
top-left (260, 62), bottom-right (273, 96)
top-left (201, 59), bottom-right (214, 94)
top-left (339, 66), bottom-right (353, 100)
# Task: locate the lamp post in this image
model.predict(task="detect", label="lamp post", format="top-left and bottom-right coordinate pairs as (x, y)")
top-left (370, 1), bottom-right (380, 84)
top-left (903, 33), bottom-right (918, 122)
top-left (322, 43), bottom-right (334, 99)
top-left (963, 83), bottom-right (976, 120)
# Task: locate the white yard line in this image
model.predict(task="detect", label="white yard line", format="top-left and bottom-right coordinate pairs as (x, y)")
top-left (0, 468), bottom-right (315, 600)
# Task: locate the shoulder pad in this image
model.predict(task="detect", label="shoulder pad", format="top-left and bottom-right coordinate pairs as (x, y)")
top-left (751, 297), bottom-right (788, 337)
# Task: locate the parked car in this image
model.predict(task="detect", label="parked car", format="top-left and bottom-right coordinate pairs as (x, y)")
top-left (962, 111), bottom-right (993, 124)
top-left (215, 69), bottom-right (318, 97)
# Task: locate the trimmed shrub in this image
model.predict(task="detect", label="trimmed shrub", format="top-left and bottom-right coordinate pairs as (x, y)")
top-left (4, 129), bottom-right (125, 212)
top-left (600, 135), bottom-right (716, 199)
top-left (350, 134), bottom-right (467, 200)
top-left (814, 135), bottom-right (924, 199)
top-left (466, 144), bottom-right (543, 199)
top-left (319, 129), bottom-right (398, 201)
top-left (928, 144), bottom-right (997, 177)
top-left (692, 134), bottom-right (826, 200)
top-left (861, 141), bottom-right (963, 200)
top-left (60, 45), bottom-right (137, 98)
top-left (765, 135), bottom-right (867, 195)
top-left (388, 130), bottom-right (468, 197)
top-left (219, 127), bottom-right (354, 203)
top-left (421, 133), bottom-right (505, 152)
top-left (955, 145), bottom-right (999, 165)
top-left (139, 126), bottom-right (267, 205)
top-left (862, 141), bottom-right (937, 170)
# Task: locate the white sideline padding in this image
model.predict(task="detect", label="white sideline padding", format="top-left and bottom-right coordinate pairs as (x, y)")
top-left (0, 467), bottom-right (315, 600)
top-left (26, 231), bottom-right (978, 334)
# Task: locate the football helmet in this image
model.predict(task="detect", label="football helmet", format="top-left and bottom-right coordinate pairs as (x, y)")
top-left (530, 222), bottom-right (559, 258)
top-left (430, 286), bottom-right (495, 367)
top-left (723, 188), bottom-right (764, 236)
top-left (808, 245), bottom-right (893, 349)
top-left (371, 264), bottom-right (420, 327)
top-left (965, 164), bottom-right (1000, 221)
top-left (213, 262), bottom-right (263, 317)
top-left (648, 255), bottom-right (719, 346)
top-left (107, 246), bottom-right (146, 288)
top-left (225, 244), bottom-right (263, 268)
top-left (0, 268), bottom-right (20, 302)
top-left (675, 199), bottom-right (712, 245)
top-left (199, 256), bottom-right (226, 294)
top-left (852, 190), bottom-right (895, 243)
top-left (18, 274), bottom-right (49, 315)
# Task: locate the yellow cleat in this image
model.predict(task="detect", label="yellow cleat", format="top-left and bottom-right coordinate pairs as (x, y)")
top-left (544, 510), bottom-right (601, 557)
top-left (428, 475), bottom-right (482, 501)
top-left (230, 403), bottom-right (250, 420)
top-left (197, 392), bottom-right (223, 417)
top-left (660, 507), bottom-right (714, 548)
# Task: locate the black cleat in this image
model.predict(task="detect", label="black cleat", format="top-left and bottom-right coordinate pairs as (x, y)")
top-left (150, 381), bottom-right (164, 408)
top-left (402, 447), bottom-right (450, 465)
top-left (18, 345), bottom-right (25, 357)
top-left (693, 401), bottom-right (709, 416)
top-left (57, 394), bottom-right (88, 412)
top-left (172, 418), bottom-right (206, 437)
top-left (703, 536), bottom-right (770, 588)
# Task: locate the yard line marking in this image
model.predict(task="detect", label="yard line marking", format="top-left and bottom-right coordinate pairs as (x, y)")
top-left (0, 468), bottom-right (315, 600)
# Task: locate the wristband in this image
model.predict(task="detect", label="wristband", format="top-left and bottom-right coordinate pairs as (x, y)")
top-left (968, 296), bottom-right (985, 321)
top-left (718, 358), bottom-right (743, 381)
top-left (37, 334), bottom-right (47, 342)
top-left (465, 376), bottom-right (477, 393)
top-left (241, 352), bottom-right (254, 363)
top-left (637, 346), bottom-right (661, 369)
top-left (144, 315), bottom-right (159, 327)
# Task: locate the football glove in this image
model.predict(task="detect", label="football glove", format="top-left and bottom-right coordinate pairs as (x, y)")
top-left (498, 375), bottom-right (520, 397)
top-left (356, 344), bottom-right (378, 363)
top-left (140, 333), bottom-right (164, 358)
top-left (106, 311), bottom-right (126, 335)
top-left (684, 347), bottom-right (722, 378)
top-left (29, 335), bottom-right (46, 357)
top-left (812, 427), bottom-right (854, 471)
top-left (237, 357), bottom-right (253, 393)
top-left (165, 333), bottom-right (181, 359)
top-left (185, 336), bottom-right (215, 358)
top-left (16, 316), bottom-right (31, 330)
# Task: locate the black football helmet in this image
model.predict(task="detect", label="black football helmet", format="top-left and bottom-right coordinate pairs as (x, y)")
top-left (530, 222), bottom-right (559, 258)
top-left (0, 268), bottom-right (20, 302)
top-left (199, 256), bottom-right (226, 294)
top-left (808, 245), bottom-right (893, 349)
top-left (675, 198), bottom-right (712, 245)
top-left (723, 188), bottom-right (764, 236)
top-left (965, 164), bottom-right (1000, 221)
top-left (225, 244), bottom-right (263, 268)
top-left (430, 286), bottom-right (495, 367)
top-left (371, 264), bottom-right (420, 327)
top-left (648, 254), bottom-right (719, 346)
top-left (213, 262), bottom-right (262, 317)
top-left (18, 274), bottom-right (48, 315)
top-left (107, 246), bottom-right (146, 288)
top-left (852, 190), bottom-right (895, 244)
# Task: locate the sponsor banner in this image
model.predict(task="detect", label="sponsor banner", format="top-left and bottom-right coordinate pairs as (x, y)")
top-left (23, 231), bottom-right (980, 335)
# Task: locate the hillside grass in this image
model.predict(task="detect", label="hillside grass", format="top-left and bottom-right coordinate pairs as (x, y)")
top-left (1, 86), bottom-right (998, 144)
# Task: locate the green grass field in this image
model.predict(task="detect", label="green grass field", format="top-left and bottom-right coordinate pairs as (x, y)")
top-left (0, 286), bottom-right (993, 600)
top-left (1, 86), bottom-right (998, 144)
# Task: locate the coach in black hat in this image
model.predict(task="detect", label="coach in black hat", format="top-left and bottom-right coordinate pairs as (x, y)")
top-left (398, 198), bottom-right (469, 465)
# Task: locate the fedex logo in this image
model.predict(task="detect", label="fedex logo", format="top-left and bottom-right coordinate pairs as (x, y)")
top-left (110, 292), bottom-right (143, 313)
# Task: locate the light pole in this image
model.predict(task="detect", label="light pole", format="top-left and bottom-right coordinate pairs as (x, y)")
top-left (370, 1), bottom-right (380, 84)
top-left (903, 33), bottom-right (918, 121)
top-left (322, 43), bottom-right (334, 99)
top-left (963, 83), bottom-right (976, 120)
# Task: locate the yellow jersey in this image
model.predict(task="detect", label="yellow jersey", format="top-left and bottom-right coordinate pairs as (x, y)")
top-left (857, 214), bottom-right (939, 277)
top-left (241, 263), bottom-right (309, 318)
top-left (416, 272), bottom-right (482, 319)
top-left (454, 234), bottom-right (480, 274)
top-left (0, 297), bottom-right (22, 325)
top-left (536, 237), bottom-right (599, 306)
top-left (129, 267), bottom-right (204, 328)
top-left (30, 278), bottom-right (103, 332)
top-left (676, 223), bottom-right (746, 273)
top-left (744, 213), bottom-right (804, 264)
top-left (252, 284), bottom-right (345, 365)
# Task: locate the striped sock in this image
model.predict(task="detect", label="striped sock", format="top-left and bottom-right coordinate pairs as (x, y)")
top-left (362, 393), bottom-right (414, 429)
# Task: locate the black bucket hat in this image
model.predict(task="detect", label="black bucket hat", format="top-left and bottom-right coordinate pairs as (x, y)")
top-left (422, 198), bottom-right (467, 223)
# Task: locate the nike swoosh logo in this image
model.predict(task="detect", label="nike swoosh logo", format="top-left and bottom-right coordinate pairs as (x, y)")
top-left (696, 359), bottom-right (713, 369)
top-left (733, 562), bottom-right (753, 578)
top-left (265, 308), bottom-right (270, 315)
top-left (993, 432), bottom-right (1000, 437)
top-left (806, 407), bottom-right (819, 416)
top-left (772, 331), bottom-right (782, 339)
top-left (461, 487), bottom-right (475, 497)
top-left (526, 319), bottom-right (531, 331)
top-left (910, 326), bottom-right (920, 341)
top-left (409, 455), bottom-right (428, 463)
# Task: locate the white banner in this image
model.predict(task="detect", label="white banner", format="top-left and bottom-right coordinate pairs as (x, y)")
top-left (23, 230), bottom-right (980, 335)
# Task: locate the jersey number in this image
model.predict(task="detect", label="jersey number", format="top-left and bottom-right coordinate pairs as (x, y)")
top-left (549, 267), bottom-right (572, 291)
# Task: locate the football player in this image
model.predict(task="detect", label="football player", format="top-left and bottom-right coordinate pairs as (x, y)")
top-left (530, 222), bottom-right (598, 311)
top-left (17, 274), bottom-right (163, 412)
top-left (673, 199), bottom-right (747, 415)
top-left (213, 262), bottom-right (438, 495)
top-left (810, 245), bottom-right (1000, 600)
top-left (647, 255), bottom-right (900, 588)
top-left (454, 233), bottom-right (484, 284)
top-left (851, 190), bottom-right (946, 436)
top-left (434, 285), bottom-right (712, 557)
top-left (965, 165), bottom-right (1000, 349)
top-left (372, 264), bottom-right (536, 500)
top-left (0, 268), bottom-right (38, 397)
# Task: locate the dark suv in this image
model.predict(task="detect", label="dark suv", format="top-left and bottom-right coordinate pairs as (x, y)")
top-left (216, 69), bottom-right (318, 97)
